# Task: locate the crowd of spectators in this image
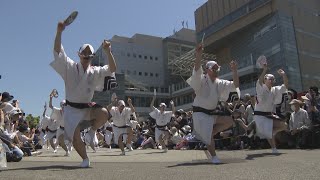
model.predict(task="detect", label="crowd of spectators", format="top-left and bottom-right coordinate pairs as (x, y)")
top-left (1, 86), bottom-right (320, 163)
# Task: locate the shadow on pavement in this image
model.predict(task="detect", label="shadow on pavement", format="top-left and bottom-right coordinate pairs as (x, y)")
top-left (96, 154), bottom-right (127, 157)
top-left (144, 151), bottom-right (167, 154)
top-left (245, 153), bottom-right (285, 160)
top-left (37, 155), bottom-right (63, 158)
top-left (0, 165), bottom-right (84, 172)
top-left (167, 158), bottom-right (246, 168)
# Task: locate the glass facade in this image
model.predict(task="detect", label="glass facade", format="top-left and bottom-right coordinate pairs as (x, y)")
top-left (201, 11), bottom-right (303, 93)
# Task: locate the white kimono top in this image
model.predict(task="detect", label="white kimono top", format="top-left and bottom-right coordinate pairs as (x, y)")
top-left (255, 81), bottom-right (287, 112)
top-left (50, 45), bottom-right (113, 141)
top-left (186, 67), bottom-right (236, 110)
top-left (186, 67), bottom-right (236, 145)
top-left (50, 107), bottom-right (64, 127)
top-left (110, 107), bottom-right (132, 127)
top-left (40, 115), bottom-right (50, 130)
top-left (47, 118), bottom-right (58, 131)
top-left (149, 108), bottom-right (172, 126)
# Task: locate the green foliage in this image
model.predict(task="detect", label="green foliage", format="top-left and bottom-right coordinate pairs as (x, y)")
top-left (25, 114), bottom-right (40, 129)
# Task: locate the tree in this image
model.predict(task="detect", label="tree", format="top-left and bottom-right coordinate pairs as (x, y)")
top-left (25, 114), bottom-right (40, 129)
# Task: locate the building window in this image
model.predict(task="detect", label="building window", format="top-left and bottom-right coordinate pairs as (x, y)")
top-left (144, 56), bottom-right (148, 59)
top-left (145, 72), bottom-right (148, 76)
top-left (127, 53), bottom-right (131, 57)
top-left (254, 23), bottom-right (278, 41)
top-left (150, 73), bottom-right (153, 77)
top-left (155, 57), bottom-right (158, 61)
top-left (155, 73), bottom-right (159, 77)
top-left (164, 88), bottom-right (169, 93)
top-left (139, 72), bottom-right (142, 76)
top-left (150, 56), bottom-right (153, 60)
top-left (133, 53), bottom-right (136, 58)
top-left (139, 55), bottom-right (142, 58)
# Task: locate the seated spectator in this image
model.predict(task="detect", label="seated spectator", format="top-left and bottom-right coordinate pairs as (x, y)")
top-left (305, 86), bottom-right (320, 125)
top-left (132, 130), bottom-right (144, 149)
top-left (289, 99), bottom-right (312, 148)
top-left (16, 125), bottom-right (41, 156)
top-left (0, 129), bottom-right (23, 162)
top-left (137, 130), bottom-right (156, 149)
top-left (33, 129), bottom-right (42, 150)
top-left (168, 127), bottom-right (182, 149)
top-left (172, 109), bottom-right (188, 130)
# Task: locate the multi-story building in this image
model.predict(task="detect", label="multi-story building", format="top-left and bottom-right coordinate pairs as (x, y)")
top-left (92, 0), bottom-right (319, 120)
top-left (92, 29), bottom-right (198, 118)
top-left (194, 0), bottom-right (320, 94)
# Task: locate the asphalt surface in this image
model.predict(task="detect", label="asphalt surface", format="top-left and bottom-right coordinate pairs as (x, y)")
top-left (1, 148), bottom-right (319, 180)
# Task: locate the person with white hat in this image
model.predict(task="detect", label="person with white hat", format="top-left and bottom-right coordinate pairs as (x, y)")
top-left (51, 19), bottom-right (116, 167)
top-left (108, 98), bottom-right (135, 155)
top-left (253, 62), bottom-right (288, 154)
top-left (49, 94), bottom-right (70, 156)
top-left (149, 97), bottom-right (175, 153)
top-left (186, 43), bottom-right (239, 164)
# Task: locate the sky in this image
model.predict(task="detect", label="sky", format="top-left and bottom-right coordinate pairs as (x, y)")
top-left (0, 0), bottom-right (207, 117)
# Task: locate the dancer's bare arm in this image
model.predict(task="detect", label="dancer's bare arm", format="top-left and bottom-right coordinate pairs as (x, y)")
top-left (54, 22), bottom-right (65, 53)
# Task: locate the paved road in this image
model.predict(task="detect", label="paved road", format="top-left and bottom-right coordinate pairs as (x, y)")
top-left (1, 148), bottom-right (319, 180)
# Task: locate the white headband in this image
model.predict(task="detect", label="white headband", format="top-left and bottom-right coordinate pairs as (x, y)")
top-left (118, 100), bottom-right (125, 106)
top-left (79, 44), bottom-right (94, 54)
top-left (264, 74), bottom-right (274, 79)
top-left (205, 60), bottom-right (220, 69)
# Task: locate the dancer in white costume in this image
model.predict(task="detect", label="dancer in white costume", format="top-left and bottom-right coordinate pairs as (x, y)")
top-left (51, 20), bottom-right (116, 167)
top-left (253, 63), bottom-right (288, 154)
top-left (46, 113), bottom-right (58, 153)
top-left (49, 94), bottom-right (70, 156)
top-left (103, 121), bottom-right (113, 149)
top-left (39, 104), bottom-right (49, 147)
top-left (149, 97), bottom-right (175, 153)
top-left (186, 43), bottom-right (239, 164)
top-left (109, 98), bottom-right (135, 155)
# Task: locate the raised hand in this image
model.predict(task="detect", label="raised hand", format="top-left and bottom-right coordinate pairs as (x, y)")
top-left (230, 60), bottom-right (238, 72)
top-left (57, 22), bottom-right (65, 33)
top-left (277, 69), bottom-right (286, 76)
top-left (170, 100), bottom-right (174, 106)
top-left (127, 97), bottom-right (132, 105)
top-left (103, 40), bottom-right (111, 52)
top-left (196, 43), bottom-right (203, 56)
top-left (262, 63), bottom-right (268, 71)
